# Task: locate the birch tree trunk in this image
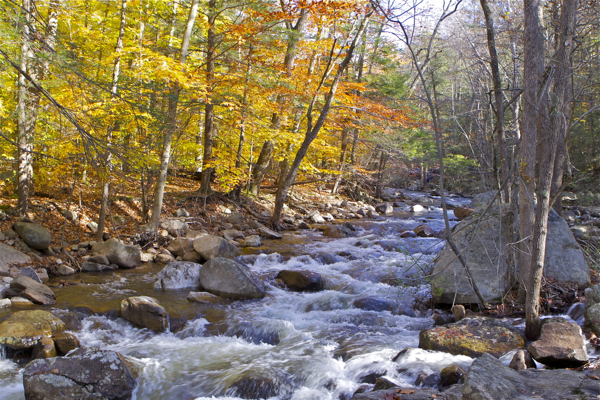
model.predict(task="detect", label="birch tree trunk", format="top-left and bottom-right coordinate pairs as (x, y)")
top-left (148, 0), bottom-right (199, 230)
top-left (98, 0), bottom-right (127, 241)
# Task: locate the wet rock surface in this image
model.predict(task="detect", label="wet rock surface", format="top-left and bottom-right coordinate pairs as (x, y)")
top-left (527, 321), bottom-right (588, 367)
top-left (419, 317), bottom-right (524, 357)
top-left (154, 261), bottom-right (202, 290)
top-left (23, 349), bottom-right (139, 400)
top-left (0, 310), bottom-right (66, 349)
top-left (199, 257), bottom-right (265, 299)
top-left (276, 270), bottom-right (325, 292)
top-left (120, 296), bottom-right (169, 332)
top-left (193, 234), bottom-right (241, 260)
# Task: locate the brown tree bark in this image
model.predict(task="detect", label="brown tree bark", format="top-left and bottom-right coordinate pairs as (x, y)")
top-left (249, 140), bottom-right (275, 196)
top-left (200, 0), bottom-right (216, 194)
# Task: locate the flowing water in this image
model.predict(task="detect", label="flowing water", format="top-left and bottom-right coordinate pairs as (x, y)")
top-left (0, 195), bottom-right (483, 400)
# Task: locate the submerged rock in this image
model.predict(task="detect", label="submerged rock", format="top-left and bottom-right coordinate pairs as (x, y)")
top-left (0, 310), bottom-right (66, 349)
top-left (276, 270), bottom-right (325, 292)
top-left (462, 353), bottom-right (600, 400)
top-left (419, 317), bottom-right (524, 358)
top-left (187, 291), bottom-right (220, 304)
top-left (23, 349), bottom-right (139, 400)
top-left (154, 261), bottom-right (202, 291)
top-left (120, 296), bottom-right (169, 332)
top-left (353, 297), bottom-right (397, 312)
top-left (199, 257), bottom-right (265, 299)
top-left (527, 321), bottom-right (588, 367)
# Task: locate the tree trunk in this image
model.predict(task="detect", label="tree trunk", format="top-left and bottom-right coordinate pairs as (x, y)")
top-left (479, 0), bottom-right (508, 201)
top-left (200, 0), bottom-right (216, 194)
top-left (148, 0), bottom-right (199, 230)
top-left (98, 0), bottom-right (127, 241)
top-left (249, 140), bottom-right (275, 196)
top-left (269, 12), bottom-right (372, 228)
top-left (16, 0), bottom-right (60, 216)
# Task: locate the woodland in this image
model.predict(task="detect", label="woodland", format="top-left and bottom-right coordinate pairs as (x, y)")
top-left (1, 0), bottom-right (600, 344)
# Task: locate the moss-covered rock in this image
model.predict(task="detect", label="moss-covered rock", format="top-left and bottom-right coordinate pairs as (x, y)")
top-left (0, 310), bottom-right (67, 349)
top-left (419, 317), bottom-right (524, 358)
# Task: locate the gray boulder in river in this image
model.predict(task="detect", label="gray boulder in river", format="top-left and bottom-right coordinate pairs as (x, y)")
top-left (199, 257), bottom-right (265, 299)
top-left (432, 204), bottom-right (589, 304)
top-left (91, 238), bottom-right (141, 269)
top-left (193, 235), bottom-right (240, 260)
top-left (23, 349), bottom-right (139, 400)
top-left (154, 261), bottom-right (202, 290)
top-left (120, 296), bottom-right (169, 332)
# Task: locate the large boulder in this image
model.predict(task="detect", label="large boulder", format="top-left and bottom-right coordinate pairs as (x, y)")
top-left (276, 270), bottom-right (325, 292)
top-left (199, 257), bottom-right (265, 299)
top-left (154, 261), bottom-right (202, 290)
top-left (23, 349), bottom-right (138, 400)
top-left (461, 353), bottom-right (600, 400)
top-left (0, 310), bottom-right (66, 349)
top-left (585, 283), bottom-right (600, 336)
top-left (13, 222), bottom-right (52, 250)
top-left (120, 296), bottom-right (168, 332)
top-left (193, 235), bottom-right (240, 260)
top-left (0, 243), bottom-right (31, 276)
top-left (166, 238), bottom-right (194, 257)
top-left (432, 206), bottom-right (589, 304)
top-left (419, 317), bottom-right (524, 358)
top-left (527, 321), bottom-right (588, 367)
top-left (10, 275), bottom-right (56, 305)
top-left (322, 225), bottom-right (351, 239)
top-left (91, 238), bottom-right (141, 269)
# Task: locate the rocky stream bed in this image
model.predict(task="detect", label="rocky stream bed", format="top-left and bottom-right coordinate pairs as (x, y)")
top-left (1, 190), bottom-right (600, 399)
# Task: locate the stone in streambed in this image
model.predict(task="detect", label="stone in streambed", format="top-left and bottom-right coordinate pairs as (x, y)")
top-left (23, 349), bottom-right (139, 400)
top-left (353, 297), bottom-right (397, 312)
top-left (154, 261), bottom-right (202, 290)
top-left (10, 275), bottom-right (56, 305)
top-left (187, 291), bottom-right (220, 304)
top-left (375, 202), bottom-right (394, 215)
top-left (90, 238), bottom-right (141, 269)
top-left (276, 270), bottom-right (325, 292)
top-left (0, 310), bottom-right (66, 349)
top-left (32, 337), bottom-right (57, 359)
top-left (52, 332), bottom-right (80, 355)
top-left (414, 224), bottom-right (435, 237)
top-left (120, 296), bottom-right (169, 332)
top-left (241, 235), bottom-right (262, 247)
top-left (257, 226), bottom-right (282, 240)
top-left (453, 206), bottom-right (474, 220)
top-left (527, 321), bottom-right (588, 367)
top-left (419, 317), bottom-right (524, 358)
top-left (193, 235), bottom-right (240, 260)
top-left (167, 238), bottom-right (194, 257)
top-left (508, 350), bottom-right (536, 370)
top-left (199, 257), bottom-right (265, 299)
top-left (13, 222), bottom-right (52, 250)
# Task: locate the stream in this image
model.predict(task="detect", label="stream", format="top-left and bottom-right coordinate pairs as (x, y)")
top-left (1, 194), bottom-right (486, 399)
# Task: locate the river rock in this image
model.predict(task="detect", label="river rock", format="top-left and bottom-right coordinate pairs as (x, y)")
top-left (323, 225), bottom-right (351, 238)
top-left (527, 321), bottom-right (588, 367)
top-left (155, 253), bottom-right (175, 263)
top-left (182, 251), bottom-right (203, 263)
top-left (174, 208), bottom-right (190, 217)
top-left (10, 275), bottom-right (56, 305)
top-left (193, 234), bottom-right (241, 260)
top-left (0, 310), bottom-right (66, 349)
top-left (585, 284), bottom-right (600, 336)
top-left (0, 298), bottom-right (10, 307)
top-left (310, 213), bottom-right (326, 223)
top-left (461, 352), bottom-right (600, 400)
top-left (375, 202), bottom-right (394, 215)
top-left (159, 219), bottom-right (189, 232)
top-left (241, 235), bottom-right (262, 247)
top-left (257, 226), bottom-right (282, 240)
top-left (10, 296), bottom-right (33, 306)
top-left (351, 387), bottom-right (440, 399)
top-left (508, 349), bottom-right (536, 370)
top-left (276, 270), bottom-right (325, 292)
top-left (32, 337), bottom-right (57, 359)
top-left (13, 222), bottom-right (52, 250)
top-left (57, 265), bottom-right (75, 276)
top-left (0, 243), bottom-right (31, 276)
top-left (81, 262), bottom-right (119, 272)
top-left (120, 296), bottom-right (168, 332)
top-left (353, 297), bottom-right (397, 312)
top-left (414, 224), bottom-right (435, 237)
top-left (19, 266), bottom-right (42, 283)
top-left (419, 317), bottom-right (524, 358)
top-left (90, 238), bottom-right (141, 269)
top-left (453, 207), bottom-right (474, 220)
top-left (411, 204), bottom-right (427, 212)
top-left (440, 365), bottom-right (465, 387)
top-left (227, 212), bottom-right (245, 225)
top-left (23, 349), bottom-right (139, 400)
top-left (432, 206), bottom-right (589, 304)
top-left (187, 291), bottom-right (220, 303)
top-left (154, 261), bottom-right (202, 290)
top-left (199, 257), bottom-right (265, 299)
top-left (167, 238), bottom-right (194, 257)
top-left (52, 332), bottom-right (81, 355)
top-left (89, 254), bottom-right (110, 265)
top-left (228, 377), bottom-right (278, 399)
